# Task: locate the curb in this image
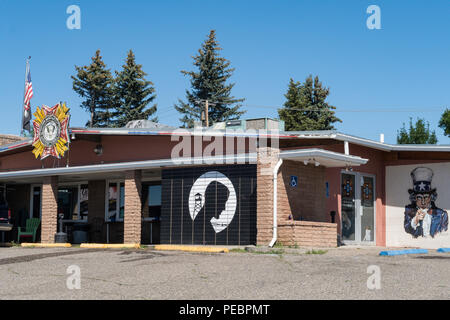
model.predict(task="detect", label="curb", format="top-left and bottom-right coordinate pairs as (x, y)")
top-left (80, 243), bottom-right (141, 249)
top-left (379, 249), bottom-right (428, 256)
top-left (21, 243), bottom-right (72, 248)
top-left (154, 245), bottom-right (229, 253)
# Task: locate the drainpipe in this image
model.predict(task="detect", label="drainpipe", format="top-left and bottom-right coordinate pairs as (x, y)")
top-left (269, 158), bottom-right (283, 247)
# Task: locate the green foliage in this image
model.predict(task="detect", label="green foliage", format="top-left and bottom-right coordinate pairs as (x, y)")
top-left (175, 30), bottom-right (245, 128)
top-left (278, 75), bottom-right (342, 131)
top-left (305, 249), bottom-right (327, 255)
top-left (112, 50), bottom-right (157, 127)
top-left (397, 118), bottom-right (438, 144)
top-left (72, 50), bottom-right (114, 127)
top-left (438, 108), bottom-right (450, 137)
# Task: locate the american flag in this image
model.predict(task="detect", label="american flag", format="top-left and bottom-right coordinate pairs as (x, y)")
top-left (22, 58), bottom-right (33, 131)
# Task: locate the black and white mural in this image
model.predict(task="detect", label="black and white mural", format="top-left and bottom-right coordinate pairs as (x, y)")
top-left (160, 165), bottom-right (257, 245)
top-left (386, 164), bottom-right (450, 248)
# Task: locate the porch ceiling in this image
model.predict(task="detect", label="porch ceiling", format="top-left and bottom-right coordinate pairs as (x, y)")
top-left (279, 148), bottom-right (368, 167)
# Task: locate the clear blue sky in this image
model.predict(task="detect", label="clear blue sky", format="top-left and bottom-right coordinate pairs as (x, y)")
top-left (0, 0), bottom-right (449, 143)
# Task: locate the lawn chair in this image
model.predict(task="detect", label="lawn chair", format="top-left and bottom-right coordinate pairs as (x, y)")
top-left (17, 218), bottom-right (40, 243)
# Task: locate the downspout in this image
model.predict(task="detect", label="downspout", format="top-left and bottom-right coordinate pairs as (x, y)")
top-left (269, 158), bottom-right (283, 247)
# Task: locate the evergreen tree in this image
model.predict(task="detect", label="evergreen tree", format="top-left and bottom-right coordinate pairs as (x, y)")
top-left (175, 30), bottom-right (245, 128)
top-left (278, 75), bottom-right (342, 131)
top-left (72, 50), bottom-right (114, 127)
top-left (112, 50), bottom-right (157, 127)
top-left (438, 108), bottom-right (450, 137)
top-left (397, 118), bottom-right (437, 144)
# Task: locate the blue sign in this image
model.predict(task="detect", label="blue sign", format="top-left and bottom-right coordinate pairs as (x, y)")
top-left (290, 175), bottom-right (298, 187)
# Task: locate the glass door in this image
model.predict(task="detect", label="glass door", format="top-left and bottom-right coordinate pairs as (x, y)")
top-left (30, 185), bottom-right (42, 218)
top-left (341, 172), bottom-right (376, 244)
top-left (360, 175), bottom-right (375, 243)
top-left (341, 173), bottom-right (356, 242)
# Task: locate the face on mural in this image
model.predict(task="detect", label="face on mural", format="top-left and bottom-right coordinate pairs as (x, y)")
top-left (404, 166), bottom-right (449, 239)
top-left (415, 193), bottom-right (431, 209)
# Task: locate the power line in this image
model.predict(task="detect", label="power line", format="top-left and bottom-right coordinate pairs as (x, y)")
top-left (156, 104), bottom-right (448, 120)
top-left (241, 104), bottom-right (447, 113)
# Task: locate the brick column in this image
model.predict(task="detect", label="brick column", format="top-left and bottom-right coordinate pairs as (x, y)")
top-left (41, 176), bottom-right (58, 243)
top-left (256, 147), bottom-right (280, 245)
top-left (124, 170), bottom-right (142, 244)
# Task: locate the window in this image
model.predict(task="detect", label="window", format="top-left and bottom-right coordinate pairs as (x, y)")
top-left (142, 183), bottom-right (161, 221)
top-left (106, 182), bottom-right (125, 222)
top-left (31, 185), bottom-right (42, 219)
top-left (80, 184), bottom-right (88, 220)
top-left (57, 184), bottom-right (88, 221)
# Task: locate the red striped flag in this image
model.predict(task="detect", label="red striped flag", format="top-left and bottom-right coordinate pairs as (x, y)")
top-left (22, 58), bottom-right (33, 131)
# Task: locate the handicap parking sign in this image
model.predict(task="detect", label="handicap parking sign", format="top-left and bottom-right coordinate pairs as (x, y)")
top-left (290, 175), bottom-right (298, 187)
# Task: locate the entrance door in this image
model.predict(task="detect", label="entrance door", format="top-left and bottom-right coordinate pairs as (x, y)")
top-left (30, 185), bottom-right (42, 219)
top-left (341, 172), bottom-right (376, 244)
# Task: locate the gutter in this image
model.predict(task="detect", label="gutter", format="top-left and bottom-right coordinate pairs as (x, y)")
top-left (269, 158), bottom-right (283, 248)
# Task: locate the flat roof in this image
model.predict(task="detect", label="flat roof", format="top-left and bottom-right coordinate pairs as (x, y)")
top-left (2, 127), bottom-right (450, 155)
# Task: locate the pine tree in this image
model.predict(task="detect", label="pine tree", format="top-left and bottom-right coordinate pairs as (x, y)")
top-left (438, 108), bottom-right (450, 137)
top-left (112, 50), bottom-right (157, 128)
top-left (72, 50), bottom-right (114, 127)
top-left (397, 118), bottom-right (438, 144)
top-left (175, 30), bottom-right (245, 128)
top-left (278, 75), bottom-right (342, 131)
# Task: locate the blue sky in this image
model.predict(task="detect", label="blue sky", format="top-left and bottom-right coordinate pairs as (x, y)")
top-left (0, 0), bottom-right (449, 143)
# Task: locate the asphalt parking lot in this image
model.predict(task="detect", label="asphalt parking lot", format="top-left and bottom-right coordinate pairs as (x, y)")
top-left (0, 246), bottom-right (448, 300)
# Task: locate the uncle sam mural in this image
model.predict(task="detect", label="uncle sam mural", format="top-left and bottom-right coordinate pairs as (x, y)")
top-left (404, 167), bottom-right (448, 238)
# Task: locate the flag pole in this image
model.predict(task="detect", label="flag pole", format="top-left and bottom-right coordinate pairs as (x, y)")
top-left (21, 56), bottom-right (31, 136)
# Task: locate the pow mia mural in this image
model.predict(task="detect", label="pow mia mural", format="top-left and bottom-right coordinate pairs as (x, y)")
top-left (160, 165), bottom-right (257, 245)
top-left (404, 167), bottom-right (449, 238)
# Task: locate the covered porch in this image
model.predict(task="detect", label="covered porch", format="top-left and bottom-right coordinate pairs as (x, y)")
top-left (261, 148), bottom-right (368, 247)
top-left (0, 160), bottom-right (166, 245)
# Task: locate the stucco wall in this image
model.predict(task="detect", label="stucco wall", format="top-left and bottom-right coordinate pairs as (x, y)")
top-left (386, 163), bottom-right (450, 249)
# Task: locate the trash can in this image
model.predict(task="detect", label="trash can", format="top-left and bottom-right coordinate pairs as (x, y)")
top-left (72, 223), bottom-right (89, 244)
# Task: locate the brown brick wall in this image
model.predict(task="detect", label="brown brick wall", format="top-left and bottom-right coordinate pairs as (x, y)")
top-left (256, 147), bottom-right (279, 245)
top-left (278, 160), bottom-right (327, 223)
top-left (278, 221), bottom-right (337, 247)
top-left (257, 150), bottom-right (331, 246)
top-left (41, 176), bottom-right (58, 243)
top-left (124, 170), bottom-right (142, 244)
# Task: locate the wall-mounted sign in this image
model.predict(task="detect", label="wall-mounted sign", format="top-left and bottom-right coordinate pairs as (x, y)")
top-left (32, 103), bottom-right (70, 159)
top-left (290, 175), bottom-right (298, 187)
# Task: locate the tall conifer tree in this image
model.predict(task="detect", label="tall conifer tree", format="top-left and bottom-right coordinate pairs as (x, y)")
top-left (397, 118), bottom-right (437, 144)
top-left (278, 75), bottom-right (341, 131)
top-left (72, 50), bottom-right (114, 127)
top-left (112, 50), bottom-right (157, 127)
top-left (175, 30), bottom-right (245, 128)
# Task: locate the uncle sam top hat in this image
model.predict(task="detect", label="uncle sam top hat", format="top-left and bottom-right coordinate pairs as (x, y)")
top-left (409, 167), bottom-right (436, 194)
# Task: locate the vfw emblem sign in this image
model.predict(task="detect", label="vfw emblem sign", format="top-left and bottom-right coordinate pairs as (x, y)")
top-left (32, 103), bottom-right (70, 159)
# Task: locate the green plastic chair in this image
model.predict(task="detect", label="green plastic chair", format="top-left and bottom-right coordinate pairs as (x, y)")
top-left (17, 218), bottom-right (40, 243)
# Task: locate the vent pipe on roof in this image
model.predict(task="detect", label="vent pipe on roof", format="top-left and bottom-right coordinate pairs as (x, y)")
top-left (380, 133), bottom-right (385, 143)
